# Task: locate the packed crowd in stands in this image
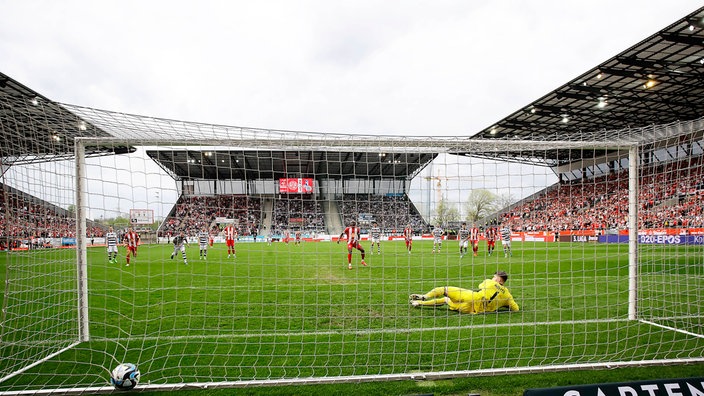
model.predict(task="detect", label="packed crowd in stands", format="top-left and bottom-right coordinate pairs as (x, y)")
top-left (499, 156), bottom-right (704, 231)
top-left (158, 193), bottom-right (426, 236)
top-left (272, 197), bottom-right (325, 233)
top-left (338, 194), bottom-right (426, 232)
top-left (158, 195), bottom-right (261, 237)
top-left (0, 188), bottom-right (104, 240)
top-left (2, 154), bottom-right (701, 244)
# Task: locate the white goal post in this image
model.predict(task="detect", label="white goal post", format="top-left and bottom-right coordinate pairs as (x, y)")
top-left (1, 112), bottom-right (703, 394)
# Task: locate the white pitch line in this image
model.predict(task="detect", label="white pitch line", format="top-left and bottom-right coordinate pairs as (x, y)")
top-left (5, 274), bottom-right (657, 294)
top-left (639, 319), bottom-right (704, 339)
top-left (3, 315), bottom-right (702, 348)
top-left (89, 317), bottom-right (630, 343)
top-left (0, 342), bottom-right (81, 385)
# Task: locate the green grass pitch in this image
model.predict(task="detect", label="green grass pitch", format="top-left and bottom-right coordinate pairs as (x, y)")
top-left (1, 239), bottom-right (703, 391)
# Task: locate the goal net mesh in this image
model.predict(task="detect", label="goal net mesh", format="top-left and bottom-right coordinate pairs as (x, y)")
top-left (0, 102), bottom-right (703, 393)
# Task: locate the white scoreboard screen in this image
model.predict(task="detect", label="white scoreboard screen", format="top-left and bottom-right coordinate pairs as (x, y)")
top-left (130, 209), bottom-right (154, 225)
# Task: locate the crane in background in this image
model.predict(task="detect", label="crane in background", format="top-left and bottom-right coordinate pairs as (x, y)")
top-left (423, 171), bottom-right (473, 221)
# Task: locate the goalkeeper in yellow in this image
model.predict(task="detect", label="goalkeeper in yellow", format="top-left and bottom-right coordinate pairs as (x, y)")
top-left (409, 271), bottom-right (519, 314)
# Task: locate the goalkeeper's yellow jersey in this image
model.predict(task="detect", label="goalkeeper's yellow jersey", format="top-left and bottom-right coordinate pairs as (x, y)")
top-left (476, 279), bottom-right (519, 313)
top-left (444, 280), bottom-right (519, 314)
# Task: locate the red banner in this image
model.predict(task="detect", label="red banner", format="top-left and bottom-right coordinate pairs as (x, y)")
top-left (279, 178), bottom-right (314, 194)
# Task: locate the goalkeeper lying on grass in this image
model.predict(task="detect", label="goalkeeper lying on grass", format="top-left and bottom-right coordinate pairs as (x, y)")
top-left (410, 270), bottom-right (519, 314)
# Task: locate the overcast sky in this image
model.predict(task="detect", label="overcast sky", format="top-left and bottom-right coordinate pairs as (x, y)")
top-left (2, 1), bottom-right (702, 137)
top-left (1, 1), bottom-right (702, 222)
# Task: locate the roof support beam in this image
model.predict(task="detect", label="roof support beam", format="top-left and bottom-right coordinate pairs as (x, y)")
top-left (660, 32), bottom-right (704, 46)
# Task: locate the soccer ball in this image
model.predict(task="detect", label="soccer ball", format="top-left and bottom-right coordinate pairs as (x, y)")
top-left (110, 363), bottom-right (140, 390)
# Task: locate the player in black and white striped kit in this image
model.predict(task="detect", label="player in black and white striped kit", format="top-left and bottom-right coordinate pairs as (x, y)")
top-left (369, 221), bottom-right (382, 254)
top-left (431, 224), bottom-right (444, 253)
top-left (106, 226), bottom-right (118, 263)
top-left (458, 222), bottom-right (470, 258)
top-left (500, 224), bottom-right (512, 257)
top-left (198, 227), bottom-right (210, 260)
top-left (171, 231), bottom-right (189, 265)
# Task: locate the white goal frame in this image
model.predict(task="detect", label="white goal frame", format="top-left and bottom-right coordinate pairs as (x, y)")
top-left (69, 136), bottom-right (648, 392)
top-left (3, 117), bottom-right (704, 395)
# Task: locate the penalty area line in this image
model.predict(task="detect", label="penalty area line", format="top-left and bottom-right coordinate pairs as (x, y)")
top-left (0, 341), bottom-right (81, 385)
top-left (94, 317), bottom-right (631, 344)
top-left (639, 319), bottom-right (704, 339)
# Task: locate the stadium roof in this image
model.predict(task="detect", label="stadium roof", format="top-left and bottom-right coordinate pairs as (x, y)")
top-left (0, 72), bottom-right (134, 166)
top-left (146, 149), bottom-right (437, 181)
top-left (473, 6), bottom-right (704, 142)
top-left (457, 6), bottom-right (704, 168)
top-left (3, 6), bottom-right (704, 175)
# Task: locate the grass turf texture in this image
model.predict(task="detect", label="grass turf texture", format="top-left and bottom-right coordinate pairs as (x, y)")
top-left (1, 240), bottom-right (703, 392)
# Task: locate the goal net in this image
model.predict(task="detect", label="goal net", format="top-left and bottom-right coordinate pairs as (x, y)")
top-left (1, 104), bottom-right (703, 394)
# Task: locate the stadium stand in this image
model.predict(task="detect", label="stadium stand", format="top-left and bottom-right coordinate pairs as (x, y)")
top-left (0, 184), bottom-right (105, 249)
top-left (158, 195), bottom-right (262, 236)
top-left (338, 194), bottom-right (426, 233)
top-left (499, 155), bottom-right (704, 231)
top-left (272, 196), bottom-right (325, 233)
top-left (158, 193), bottom-right (427, 238)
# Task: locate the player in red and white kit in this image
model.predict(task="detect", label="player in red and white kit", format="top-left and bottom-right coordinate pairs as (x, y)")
top-left (337, 220), bottom-right (367, 270)
top-left (224, 224), bottom-right (238, 258)
top-left (124, 227), bottom-right (139, 267)
top-left (485, 226), bottom-right (498, 256)
top-left (403, 224), bottom-right (413, 254)
top-left (469, 223), bottom-right (480, 257)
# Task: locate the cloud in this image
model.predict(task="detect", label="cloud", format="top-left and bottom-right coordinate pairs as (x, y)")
top-left (2, 0), bottom-right (701, 136)
top-left (1, 1), bottom-right (700, 219)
